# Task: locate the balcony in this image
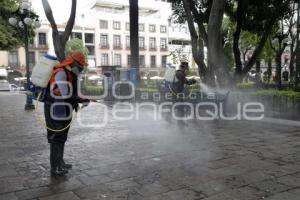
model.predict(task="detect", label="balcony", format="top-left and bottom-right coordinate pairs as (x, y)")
top-left (149, 46), bottom-right (157, 51)
top-left (99, 44), bottom-right (110, 49)
top-left (29, 44), bottom-right (49, 50)
top-left (160, 46), bottom-right (168, 51)
top-left (139, 46), bottom-right (147, 51)
top-left (113, 44), bottom-right (123, 50)
top-left (8, 62), bottom-right (19, 68)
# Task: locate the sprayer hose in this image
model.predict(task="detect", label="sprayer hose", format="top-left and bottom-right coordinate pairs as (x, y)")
top-left (35, 91), bottom-right (76, 133)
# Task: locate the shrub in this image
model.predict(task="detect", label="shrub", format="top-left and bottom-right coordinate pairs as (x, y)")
top-left (253, 89), bottom-right (300, 99)
top-left (237, 82), bottom-right (256, 90)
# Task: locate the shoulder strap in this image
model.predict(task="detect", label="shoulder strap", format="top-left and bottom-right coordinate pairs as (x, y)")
top-left (49, 65), bottom-right (73, 85)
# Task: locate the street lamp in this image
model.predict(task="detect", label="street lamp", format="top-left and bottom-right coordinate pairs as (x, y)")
top-left (8, 1), bottom-right (41, 110)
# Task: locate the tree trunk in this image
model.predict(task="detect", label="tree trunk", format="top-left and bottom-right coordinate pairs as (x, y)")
top-left (289, 41), bottom-right (296, 84)
top-left (242, 17), bottom-right (277, 77)
top-left (182, 0), bottom-right (207, 80)
top-left (129, 0), bottom-right (139, 76)
top-left (233, 0), bottom-right (248, 84)
top-left (275, 51), bottom-right (282, 89)
top-left (255, 59), bottom-right (261, 85)
top-left (267, 59), bottom-right (272, 83)
top-left (42, 0), bottom-right (77, 61)
top-left (207, 0), bottom-right (230, 87)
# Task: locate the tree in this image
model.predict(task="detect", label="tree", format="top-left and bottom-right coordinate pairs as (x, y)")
top-left (171, 0), bottom-right (292, 86)
top-left (129, 0), bottom-right (139, 77)
top-left (176, 0), bottom-right (231, 86)
top-left (0, 0), bottom-right (35, 50)
top-left (285, 1), bottom-right (297, 83)
top-left (260, 37), bottom-right (275, 83)
top-left (65, 38), bottom-right (89, 57)
top-left (207, 0), bottom-right (231, 85)
top-left (172, 0), bottom-right (208, 80)
top-left (42, 0), bottom-right (76, 61)
top-left (231, 0), bottom-right (292, 82)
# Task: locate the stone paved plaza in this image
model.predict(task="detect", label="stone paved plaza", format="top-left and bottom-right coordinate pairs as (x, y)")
top-left (0, 92), bottom-right (300, 200)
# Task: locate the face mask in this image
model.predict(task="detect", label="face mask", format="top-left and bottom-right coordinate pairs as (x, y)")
top-left (71, 65), bottom-right (83, 76)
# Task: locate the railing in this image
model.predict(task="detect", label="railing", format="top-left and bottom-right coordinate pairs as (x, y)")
top-left (99, 44), bottom-right (110, 49)
top-left (160, 47), bottom-right (168, 51)
top-left (29, 44), bottom-right (49, 49)
top-left (149, 47), bottom-right (157, 51)
top-left (113, 45), bottom-right (123, 50)
top-left (139, 46), bottom-right (147, 50)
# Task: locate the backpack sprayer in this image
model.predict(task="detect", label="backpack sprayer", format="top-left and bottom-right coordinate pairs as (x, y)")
top-left (164, 64), bottom-right (195, 99)
top-left (26, 54), bottom-right (79, 133)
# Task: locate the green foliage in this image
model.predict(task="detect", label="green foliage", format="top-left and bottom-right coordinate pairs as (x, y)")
top-left (239, 0), bottom-right (291, 34)
top-left (295, 84), bottom-right (300, 92)
top-left (239, 31), bottom-right (259, 53)
top-left (253, 89), bottom-right (300, 99)
top-left (0, 0), bottom-right (36, 50)
top-left (65, 39), bottom-right (89, 57)
top-left (261, 37), bottom-right (275, 61)
top-left (81, 85), bottom-right (103, 96)
top-left (170, 0), bottom-right (213, 24)
top-left (237, 82), bottom-right (256, 90)
top-left (222, 16), bottom-right (235, 70)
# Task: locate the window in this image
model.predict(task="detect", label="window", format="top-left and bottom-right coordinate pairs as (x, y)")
top-left (100, 34), bottom-right (109, 48)
top-left (85, 33), bottom-right (94, 44)
top-left (101, 54), bottom-right (109, 66)
top-left (139, 37), bottom-right (145, 48)
top-left (113, 21), bottom-right (121, 30)
top-left (126, 36), bottom-right (130, 48)
top-left (71, 32), bottom-right (82, 40)
top-left (127, 55), bottom-right (131, 66)
top-left (182, 27), bottom-right (187, 34)
top-left (86, 45), bottom-right (95, 56)
top-left (114, 54), bottom-right (121, 66)
top-left (38, 33), bottom-right (47, 46)
top-left (162, 56), bottom-right (167, 68)
top-left (113, 35), bottom-right (121, 48)
top-left (160, 25), bottom-right (167, 33)
top-left (160, 38), bottom-right (167, 49)
top-left (149, 24), bottom-right (156, 32)
top-left (150, 55), bottom-right (156, 68)
top-left (139, 55), bottom-right (145, 67)
top-left (139, 24), bottom-right (145, 32)
top-left (8, 50), bottom-right (18, 67)
top-left (100, 20), bottom-right (108, 29)
top-left (28, 51), bottom-right (35, 67)
top-left (126, 22), bottom-right (130, 31)
top-left (149, 37), bottom-right (156, 49)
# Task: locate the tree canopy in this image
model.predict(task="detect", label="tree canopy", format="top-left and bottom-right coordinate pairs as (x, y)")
top-left (65, 38), bottom-right (89, 57)
top-left (0, 0), bottom-right (35, 50)
top-left (171, 0), bottom-right (293, 86)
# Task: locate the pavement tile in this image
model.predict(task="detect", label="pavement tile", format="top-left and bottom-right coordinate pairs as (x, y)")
top-left (15, 186), bottom-right (53, 200)
top-left (136, 182), bottom-right (170, 196)
top-left (249, 179), bottom-right (292, 195)
top-left (0, 93), bottom-right (300, 199)
top-left (39, 191), bottom-right (80, 200)
top-left (0, 193), bottom-right (18, 200)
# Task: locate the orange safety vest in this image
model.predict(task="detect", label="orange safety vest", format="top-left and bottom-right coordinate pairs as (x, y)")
top-left (49, 65), bottom-right (74, 96)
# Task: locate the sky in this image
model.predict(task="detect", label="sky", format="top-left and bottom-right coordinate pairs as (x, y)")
top-left (31, 0), bottom-right (94, 24)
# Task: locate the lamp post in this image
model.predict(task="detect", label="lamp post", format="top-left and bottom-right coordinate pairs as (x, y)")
top-left (8, 1), bottom-right (40, 110)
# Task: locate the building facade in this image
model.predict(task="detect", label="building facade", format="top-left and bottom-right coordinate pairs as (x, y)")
top-left (0, 0), bottom-right (196, 77)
